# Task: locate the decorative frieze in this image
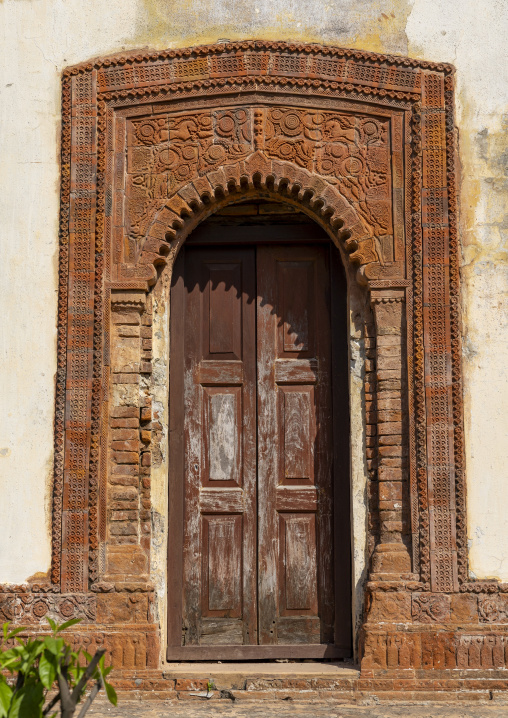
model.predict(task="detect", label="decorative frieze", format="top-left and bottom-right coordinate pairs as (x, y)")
top-left (0, 593), bottom-right (96, 624)
top-left (362, 626), bottom-right (508, 671)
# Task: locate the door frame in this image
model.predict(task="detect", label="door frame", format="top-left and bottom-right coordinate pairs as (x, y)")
top-left (166, 222), bottom-right (352, 660)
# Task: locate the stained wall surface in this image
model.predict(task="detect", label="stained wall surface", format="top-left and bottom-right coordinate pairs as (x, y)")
top-left (0, 0), bottom-right (506, 583)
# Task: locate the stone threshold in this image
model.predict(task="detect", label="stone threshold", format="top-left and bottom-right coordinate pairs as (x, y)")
top-left (109, 663), bottom-right (508, 702)
top-left (163, 660), bottom-right (360, 679)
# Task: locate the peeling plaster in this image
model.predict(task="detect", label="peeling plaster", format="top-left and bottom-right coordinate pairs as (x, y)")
top-left (135, 0), bottom-right (412, 55)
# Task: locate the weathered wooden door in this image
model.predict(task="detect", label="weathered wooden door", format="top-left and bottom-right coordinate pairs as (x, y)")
top-left (168, 234), bottom-right (351, 660)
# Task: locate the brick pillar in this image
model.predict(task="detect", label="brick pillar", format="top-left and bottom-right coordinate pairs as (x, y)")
top-left (106, 290), bottom-right (150, 584)
top-left (369, 288), bottom-right (412, 579)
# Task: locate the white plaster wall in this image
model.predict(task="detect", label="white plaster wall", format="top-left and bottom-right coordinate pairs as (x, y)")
top-left (0, 0), bottom-right (506, 583)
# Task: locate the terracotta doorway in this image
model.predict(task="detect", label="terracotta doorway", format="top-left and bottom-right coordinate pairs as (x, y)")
top-left (167, 204), bottom-right (351, 660)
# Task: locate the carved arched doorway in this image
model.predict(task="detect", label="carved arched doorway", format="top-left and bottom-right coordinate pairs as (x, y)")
top-left (167, 200), bottom-right (351, 659)
top-left (41, 41), bottom-right (473, 673)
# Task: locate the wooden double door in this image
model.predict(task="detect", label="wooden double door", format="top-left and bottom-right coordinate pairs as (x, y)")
top-left (168, 232), bottom-right (351, 659)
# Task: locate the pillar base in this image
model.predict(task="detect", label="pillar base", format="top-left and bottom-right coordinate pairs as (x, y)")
top-left (371, 542), bottom-right (412, 576)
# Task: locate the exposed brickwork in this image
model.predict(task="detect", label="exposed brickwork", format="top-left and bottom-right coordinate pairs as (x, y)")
top-left (369, 290), bottom-right (413, 580)
top-left (87, 668), bottom-right (508, 704)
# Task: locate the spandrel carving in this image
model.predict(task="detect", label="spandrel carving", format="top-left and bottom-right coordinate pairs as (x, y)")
top-left (125, 105), bottom-right (394, 271)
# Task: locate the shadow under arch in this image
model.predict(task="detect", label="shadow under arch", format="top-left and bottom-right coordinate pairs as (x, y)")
top-left (176, 197), bottom-right (349, 348)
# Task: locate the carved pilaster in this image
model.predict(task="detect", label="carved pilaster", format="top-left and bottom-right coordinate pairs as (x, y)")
top-left (107, 289), bottom-right (151, 586)
top-left (369, 288), bottom-right (412, 579)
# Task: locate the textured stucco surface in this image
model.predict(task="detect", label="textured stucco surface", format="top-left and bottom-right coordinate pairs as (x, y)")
top-left (0, 0), bottom-right (506, 586)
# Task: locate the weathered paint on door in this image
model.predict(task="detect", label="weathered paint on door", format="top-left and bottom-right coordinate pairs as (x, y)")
top-left (256, 245), bottom-right (334, 647)
top-left (181, 247), bottom-right (257, 648)
top-left (168, 233), bottom-right (351, 660)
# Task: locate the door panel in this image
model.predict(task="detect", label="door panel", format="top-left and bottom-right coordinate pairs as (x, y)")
top-left (257, 245), bottom-right (334, 646)
top-left (168, 237), bottom-right (351, 659)
top-left (280, 386), bottom-right (315, 483)
top-left (202, 514), bottom-right (243, 616)
top-left (204, 263), bottom-right (242, 358)
top-left (203, 387), bottom-right (242, 485)
top-left (180, 247), bottom-right (257, 647)
top-left (279, 513), bottom-right (319, 614)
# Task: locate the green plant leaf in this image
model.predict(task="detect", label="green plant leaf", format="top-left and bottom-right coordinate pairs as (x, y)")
top-left (17, 641), bottom-right (43, 677)
top-left (69, 662), bottom-right (85, 685)
top-left (7, 680), bottom-right (44, 718)
top-left (54, 618), bottom-right (81, 634)
top-left (103, 680), bottom-right (117, 706)
top-left (38, 653), bottom-right (56, 690)
top-left (41, 637), bottom-right (59, 657)
top-left (5, 628), bottom-right (24, 644)
top-left (46, 618), bottom-right (56, 635)
top-left (32, 643), bottom-right (45, 660)
top-left (2, 623), bottom-right (10, 643)
top-left (0, 647), bottom-right (20, 666)
top-left (0, 680), bottom-right (12, 718)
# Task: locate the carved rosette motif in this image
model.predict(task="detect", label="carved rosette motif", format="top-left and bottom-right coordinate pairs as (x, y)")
top-left (0, 594), bottom-right (97, 624)
top-left (124, 107), bottom-right (392, 277)
top-left (1, 40), bottom-right (486, 673)
top-left (411, 593), bottom-right (451, 623)
top-left (478, 596), bottom-right (508, 623)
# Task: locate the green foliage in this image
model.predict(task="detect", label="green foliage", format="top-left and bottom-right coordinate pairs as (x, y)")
top-left (0, 619), bottom-right (117, 718)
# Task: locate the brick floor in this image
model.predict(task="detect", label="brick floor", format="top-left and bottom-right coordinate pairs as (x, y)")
top-left (88, 696), bottom-right (508, 717)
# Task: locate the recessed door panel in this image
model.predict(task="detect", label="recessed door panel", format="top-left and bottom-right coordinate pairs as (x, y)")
top-left (203, 387), bottom-right (242, 486)
top-left (281, 386), bottom-right (315, 483)
top-left (280, 262), bottom-right (311, 353)
top-left (205, 263), bottom-right (242, 358)
top-left (279, 513), bottom-right (318, 614)
top-left (202, 514), bottom-right (243, 616)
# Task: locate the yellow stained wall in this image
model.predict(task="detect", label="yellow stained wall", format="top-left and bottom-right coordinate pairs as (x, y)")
top-left (0, 0), bottom-right (506, 584)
